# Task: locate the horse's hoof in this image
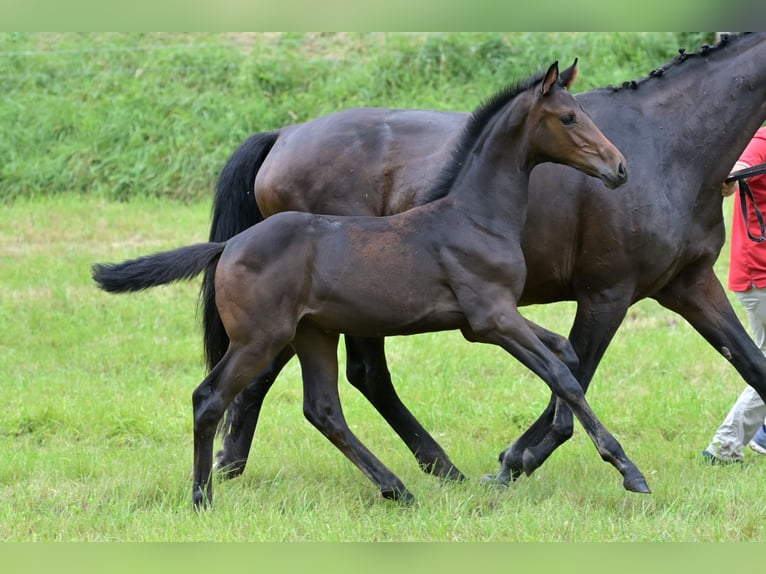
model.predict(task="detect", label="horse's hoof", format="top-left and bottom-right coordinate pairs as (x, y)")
top-left (214, 450), bottom-right (246, 479)
top-left (382, 487), bottom-right (415, 505)
top-left (214, 462), bottom-right (246, 480)
top-left (423, 460), bottom-right (466, 482)
top-left (442, 466), bottom-right (467, 482)
top-left (498, 448), bottom-right (524, 481)
top-left (623, 476), bottom-right (652, 494)
top-left (521, 448), bottom-right (539, 476)
top-left (192, 488), bottom-right (212, 512)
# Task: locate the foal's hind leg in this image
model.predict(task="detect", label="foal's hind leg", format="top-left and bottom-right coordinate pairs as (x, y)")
top-left (294, 325), bottom-right (414, 504)
top-left (192, 343), bottom-right (282, 510)
top-left (344, 336), bottom-right (465, 481)
top-left (215, 346), bottom-right (296, 477)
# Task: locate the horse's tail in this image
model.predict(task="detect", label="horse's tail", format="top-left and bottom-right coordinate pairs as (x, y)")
top-left (93, 242), bottom-right (226, 293)
top-left (202, 130), bottom-right (278, 373)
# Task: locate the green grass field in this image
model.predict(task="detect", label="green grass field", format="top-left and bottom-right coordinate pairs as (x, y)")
top-left (1, 194), bottom-right (764, 541)
top-left (2, 32), bottom-right (764, 542)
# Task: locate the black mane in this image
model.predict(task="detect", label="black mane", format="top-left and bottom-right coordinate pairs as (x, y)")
top-left (422, 71), bottom-right (546, 204)
top-left (599, 32), bottom-right (750, 93)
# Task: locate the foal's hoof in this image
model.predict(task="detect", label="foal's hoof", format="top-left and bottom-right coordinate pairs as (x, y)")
top-left (422, 460), bottom-right (466, 482)
top-left (497, 448), bottom-right (524, 481)
top-left (623, 475), bottom-right (652, 494)
top-left (381, 487), bottom-right (415, 506)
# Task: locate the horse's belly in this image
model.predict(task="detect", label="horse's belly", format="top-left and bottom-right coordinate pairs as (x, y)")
top-left (303, 295), bottom-right (464, 337)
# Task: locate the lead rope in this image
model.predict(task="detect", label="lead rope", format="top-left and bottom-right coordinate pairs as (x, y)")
top-left (726, 162), bottom-right (766, 243)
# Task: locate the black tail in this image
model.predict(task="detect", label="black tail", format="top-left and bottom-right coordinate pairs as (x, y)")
top-left (93, 242), bottom-right (226, 293)
top-left (201, 130), bottom-right (278, 372)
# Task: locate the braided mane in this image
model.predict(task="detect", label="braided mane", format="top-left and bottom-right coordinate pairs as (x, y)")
top-left (600, 32), bottom-right (749, 93)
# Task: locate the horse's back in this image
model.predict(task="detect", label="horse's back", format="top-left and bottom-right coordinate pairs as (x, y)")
top-left (255, 107), bottom-right (468, 217)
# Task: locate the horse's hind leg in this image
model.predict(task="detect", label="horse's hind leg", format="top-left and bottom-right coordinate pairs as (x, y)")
top-left (215, 346), bottom-right (296, 478)
top-left (192, 343), bottom-right (280, 510)
top-left (344, 335), bottom-right (465, 481)
top-left (295, 325), bottom-right (414, 504)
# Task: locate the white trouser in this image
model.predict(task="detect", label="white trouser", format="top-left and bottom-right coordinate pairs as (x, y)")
top-left (706, 288), bottom-right (766, 461)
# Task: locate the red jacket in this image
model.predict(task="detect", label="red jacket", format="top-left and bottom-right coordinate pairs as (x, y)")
top-left (729, 127), bottom-right (766, 292)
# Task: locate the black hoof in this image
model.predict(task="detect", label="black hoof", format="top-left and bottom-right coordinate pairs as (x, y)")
top-left (214, 450), bottom-right (246, 479)
top-left (521, 448), bottom-right (539, 476)
top-left (422, 461), bottom-right (467, 482)
top-left (498, 448), bottom-right (524, 481)
top-left (192, 487), bottom-right (212, 512)
top-left (382, 487), bottom-right (415, 505)
top-left (623, 475), bottom-right (652, 494)
top-left (443, 466), bottom-right (467, 482)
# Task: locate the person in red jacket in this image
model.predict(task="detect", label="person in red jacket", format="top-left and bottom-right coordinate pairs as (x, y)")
top-left (703, 126), bottom-right (766, 464)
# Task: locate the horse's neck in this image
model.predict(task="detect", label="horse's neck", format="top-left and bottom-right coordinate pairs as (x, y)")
top-left (449, 113), bottom-right (532, 222)
top-left (449, 156), bottom-right (531, 229)
top-left (633, 34), bottom-right (766, 189)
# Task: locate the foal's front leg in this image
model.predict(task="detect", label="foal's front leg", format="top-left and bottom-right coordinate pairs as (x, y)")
top-left (465, 302), bottom-right (649, 494)
top-left (500, 295), bottom-right (629, 480)
top-left (344, 335), bottom-right (465, 481)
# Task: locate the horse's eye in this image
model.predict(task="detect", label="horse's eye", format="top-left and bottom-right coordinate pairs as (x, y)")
top-left (560, 114), bottom-right (576, 126)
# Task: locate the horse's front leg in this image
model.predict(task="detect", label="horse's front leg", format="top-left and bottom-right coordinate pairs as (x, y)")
top-left (343, 335), bottom-right (465, 481)
top-left (293, 325), bottom-right (414, 504)
top-left (500, 294), bottom-right (630, 481)
top-left (654, 268), bottom-right (766, 417)
top-left (465, 302), bottom-right (649, 494)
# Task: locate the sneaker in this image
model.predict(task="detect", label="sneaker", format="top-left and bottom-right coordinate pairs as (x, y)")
top-left (748, 425), bottom-right (766, 455)
top-left (701, 450), bottom-right (743, 465)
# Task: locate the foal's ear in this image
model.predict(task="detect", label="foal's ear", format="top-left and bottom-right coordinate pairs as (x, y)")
top-left (558, 58), bottom-right (579, 90)
top-left (541, 60), bottom-right (559, 95)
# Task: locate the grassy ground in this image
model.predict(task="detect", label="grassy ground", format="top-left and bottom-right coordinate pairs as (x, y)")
top-left (1, 32), bottom-right (760, 542)
top-left (1, 195), bottom-right (764, 541)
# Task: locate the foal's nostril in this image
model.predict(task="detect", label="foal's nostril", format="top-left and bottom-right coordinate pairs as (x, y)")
top-left (618, 162), bottom-right (627, 178)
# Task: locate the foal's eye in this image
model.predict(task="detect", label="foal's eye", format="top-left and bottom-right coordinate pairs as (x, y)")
top-left (560, 114), bottom-right (576, 126)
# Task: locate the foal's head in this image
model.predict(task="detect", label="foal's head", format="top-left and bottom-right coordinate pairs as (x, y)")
top-left (525, 60), bottom-right (628, 189)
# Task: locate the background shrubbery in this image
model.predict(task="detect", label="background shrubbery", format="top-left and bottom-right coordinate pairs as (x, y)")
top-left (0, 32), bottom-right (715, 202)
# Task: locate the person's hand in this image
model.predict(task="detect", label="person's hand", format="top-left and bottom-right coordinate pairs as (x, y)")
top-left (722, 179), bottom-right (739, 197)
top-left (722, 161), bottom-right (750, 197)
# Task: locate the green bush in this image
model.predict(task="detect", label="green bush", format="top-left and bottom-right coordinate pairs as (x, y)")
top-left (0, 32), bottom-right (687, 202)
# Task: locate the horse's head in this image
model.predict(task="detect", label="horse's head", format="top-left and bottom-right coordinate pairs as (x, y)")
top-left (529, 60), bottom-right (628, 189)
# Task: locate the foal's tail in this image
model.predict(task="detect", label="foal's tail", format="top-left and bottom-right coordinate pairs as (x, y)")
top-left (92, 242), bottom-right (226, 293)
top-left (202, 130), bottom-right (278, 372)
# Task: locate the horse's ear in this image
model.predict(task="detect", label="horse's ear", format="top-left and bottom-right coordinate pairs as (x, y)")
top-left (559, 58), bottom-right (579, 90)
top-left (541, 61), bottom-right (559, 95)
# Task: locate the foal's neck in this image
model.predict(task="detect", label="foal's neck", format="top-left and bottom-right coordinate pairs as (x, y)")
top-left (447, 114), bottom-right (534, 225)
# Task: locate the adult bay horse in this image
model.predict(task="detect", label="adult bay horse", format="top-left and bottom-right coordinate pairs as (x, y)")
top-left (207, 32), bottom-right (766, 486)
top-left (94, 61), bottom-right (634, 508)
